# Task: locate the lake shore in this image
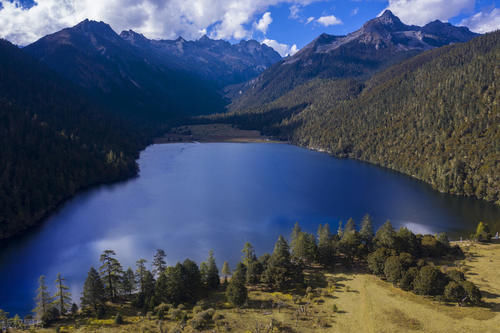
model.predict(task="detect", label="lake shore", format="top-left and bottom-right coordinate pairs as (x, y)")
top-left (154, 123), bottom-right (285, 144)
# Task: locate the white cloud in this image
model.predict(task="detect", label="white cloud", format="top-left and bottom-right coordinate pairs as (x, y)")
top-left (386, 0), bottom-right (475, 26)
top-left (317, 15), bottom-right (342, 27)
top-left (289, 4), bottom-right (300, 19)
top-left (255, 11), bottom-right (272, 33)
top-left (306, 16), bottom-right (315, 24)
top-left (351, 7), bottom-right (359, 16)
top-left (459, 8), bottom-right (500, 33)
top-left (0, 0), bottom-right (321, 45)
top-left (262, 38), bottom-right (299, 56)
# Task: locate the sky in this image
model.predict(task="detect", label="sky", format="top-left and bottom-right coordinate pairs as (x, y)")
top-left (0, 0), bottom-right (498, 56)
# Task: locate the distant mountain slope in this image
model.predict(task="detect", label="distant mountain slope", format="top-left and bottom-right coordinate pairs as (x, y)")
top-left (0, 39), bottom-right (144, 239)
top-left (24, 20), bottom-right (227, 121)
top-left (230, 10), bottom-right (478, 111)
top-left (214, 31), bottom-right (499, 204)
top-left (120, 31), bottom-right (281, 86)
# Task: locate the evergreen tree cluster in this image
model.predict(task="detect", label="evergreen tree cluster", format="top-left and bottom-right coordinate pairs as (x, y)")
top-left (0, 39), bottom-right (146, 240)
top-left (30, 219), bottom-right (484, 325)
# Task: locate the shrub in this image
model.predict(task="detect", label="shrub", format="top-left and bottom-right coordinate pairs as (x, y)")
top-left (461, 281), bottom-right (482, 305)
top-left (475, 222), bottom-right (492, 242)
top-left (192, 305), bottom-right (203, 314)
top-left (398, 252), bottom-right (414, 270)
top-left (114, 313), bottom-right (124, 325)
top-left (399, 267), bottom-right (418, 291)
top-left (444, 281), bottom-right (466, 302)
top-left (413, 266), bottom-right (448, 296)
top-left (155, 303), bottom-right (171, 319)
top-left (446, 269), bottom-right (465, 283)
top-left (332, 304), bottom-right (338, 313)
top-left (367, 248), bottom-right (391, 275)
top-left (384, 256), bottom-right (403, 283)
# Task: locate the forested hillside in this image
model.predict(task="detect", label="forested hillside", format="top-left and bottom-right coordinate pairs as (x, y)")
top-left (213, 31), bottom-right (499, 204)
top-left (230, 11), bottom-right (477, 112)
top-left (0, 39), bottom-right (145, 239)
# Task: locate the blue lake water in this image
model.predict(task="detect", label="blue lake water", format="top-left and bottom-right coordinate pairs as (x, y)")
top-left (1, 143), bottom-right (499, 315)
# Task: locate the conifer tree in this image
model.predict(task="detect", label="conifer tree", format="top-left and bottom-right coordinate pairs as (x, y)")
top-left (135, 259), bottom-right (148, 294)
top-left (226, 262), bottom-right (248, 307)
top-left (263, 235), bottom-right (301, 290)
top-left (241, 242), bottom-right (256, 266)
top-left (221, 261), bottom-right (231, 282)
top-left (374, 220), bottom-right (396, 249)
top-left (337, 221), bottom-right (344, 238)
top-left (122, 267), bottom-right (136, 296)
top-left (290, 222), bottom-right (302, 252)
top-left (203, 250), bottom-right (220, 290)
top-left (99, 250), bottom-right (123, 301)
top-left (344, 218), bottom-right (356, 234)
top-left (33, 275), bottom-right (53, 320)
top-left (53, 273), bottom-right (72, 315)
top-left (317, 224), bottom-right (335, 267)
top-left (81, 267), bottom-right (105, 315)
top-left (152, 249), bottom-right (167, 278)
top-left (360, 214), bottom-right (374, 245)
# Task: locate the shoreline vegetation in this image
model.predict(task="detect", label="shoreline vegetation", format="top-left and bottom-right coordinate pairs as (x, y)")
top-left (2, 218), bottom-right (497, 332)
top-left (155, 124), bottom-right (283, 144)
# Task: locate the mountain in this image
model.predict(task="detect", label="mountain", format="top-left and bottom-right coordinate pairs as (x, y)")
top-left (215, 31), bottom-right (499, 204)
top-left (230, 10), bottom-right (478, 111)
top-left (0, 39), bottom-right (145, 239)
top-left (120, 31), bottom-right (282, 86)
top-left (24, 20), bottom-right (227, 121)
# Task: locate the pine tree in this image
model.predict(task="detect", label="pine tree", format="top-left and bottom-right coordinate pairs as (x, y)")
top-left (135, 259), bottom-right (148, 294)
top-left (81, 267), bottom-right (105, 315)
top-left (344, 218), bottom-right (356, 235)
top-left (360, 214), bottom-right (374, 245)
top-left (317, 224), bottom-right (335, 267)
top-left (226, 262), bottom-right (248, 307)
top-left (33, 275), bottom-right (53, 320)
top-left (53, 273), bottom-right (72, 315)
top-left (290, 222), bottom-right (302, 252)
top-left (374, 220), bottom-right (396, 249)
top-left (99, 250), bottom-right (123, 300)
top-left (203, 250), bottom-right (220, 290)
top-left (122, 267), bottom-right (136, 296)
top-left (221, 261), bottom-right (231, 282)
top-left (337, 221), bottom-right (344, 238)
top-left (152, 249), bottom-right (167, 278)
top-left (241, 242), bottom-right (256, 266)
top-left (262, 235), bottom-right (301, 290)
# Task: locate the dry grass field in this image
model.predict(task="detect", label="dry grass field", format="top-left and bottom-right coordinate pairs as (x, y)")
top-left (17, 242), bottom-right (500, 333)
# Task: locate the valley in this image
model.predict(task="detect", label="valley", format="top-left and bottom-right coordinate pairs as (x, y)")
top-left (0, 6), bottom-right (498, 332)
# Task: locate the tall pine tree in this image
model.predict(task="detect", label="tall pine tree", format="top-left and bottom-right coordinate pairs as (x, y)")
top-left (81, 267), bottom-right (105, 315)
top-left (99, 250), bottom-right (123, 301)
top-left (53, 273), bottom-right (72, 315)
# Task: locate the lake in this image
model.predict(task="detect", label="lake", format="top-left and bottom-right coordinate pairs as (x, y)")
top-left (1, 143), bottom-right (499, 315)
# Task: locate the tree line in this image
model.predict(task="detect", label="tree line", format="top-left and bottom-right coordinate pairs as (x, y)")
top-left (3, 217), bottom-right (487, 328)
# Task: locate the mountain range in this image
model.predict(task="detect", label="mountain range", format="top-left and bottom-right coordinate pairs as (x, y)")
top-left (230, 10), bottom-right (478, 111)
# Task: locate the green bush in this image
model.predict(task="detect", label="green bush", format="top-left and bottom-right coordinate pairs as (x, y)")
top-left (367, 248), bottom-right (391, 275)
top-left (446, 269), bottom-right (465, 283)
top-left (461, 281), bottom-right (482, 305)
top-left (154, 303), bottom-right (171, 319)
top-left (384, 256), bottom-right (403, 283)
top-left (399, 267), bottom-right (418, 291)
top-left (114, 313), bottom-right (124, 325)
top-left (413, 266), bottom-right (448, 296)
top-left (444, 281), bottom-right (466, 302)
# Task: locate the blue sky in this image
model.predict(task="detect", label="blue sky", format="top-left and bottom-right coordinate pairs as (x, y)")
top-left (0, 0), bottom-right (499, 55)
